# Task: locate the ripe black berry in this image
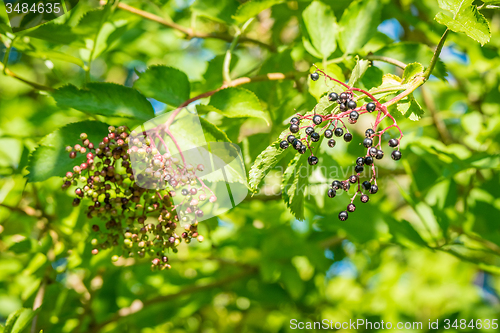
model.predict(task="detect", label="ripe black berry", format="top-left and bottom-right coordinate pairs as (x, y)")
top-left (365, 128), bottom-right (375, 137)
top-left (370, 185), bottom-right (378, 194)
top-left (310, 132), bottom-right (320, 142)
top-left (313, 115), bottom-right (323, 125)
top-left (343, 133), bottom-right (352, 142)
top-left (287, 135), bottom-right (296, 143)
top-left (369, 147), bottom-right (378, 157)
top-left (290, 117), bottom-right (300, 125)
top-left (342, 181), bottom-right (350, 191)
top-left (308, 156), bottom-right (319, 165)
top-left (360, 194), bottom-right (369, 203)
top-left (310, 72), bottom-right (319, 81)
top-left (334, 128), bottom-right (344, 137)
top-left (181, 189), bottom-right (189, 196)
top-left (327, 139), bottom-right (336, 148)
top-left (280, 140), bottom-right (289, 149)
top-left (73, 198), bottom-right (81, 207)
top-left (388, 138), bottom-right (399, 147)
top-left (299, 145), bottom-right (307, 154)
top-left (391, 150), bottom-right (402, 160)
top-left (366, 102), bottom-right (376, 112)
top-left (363, 138), bottom-right (373, 148)
top-left (328, 92), bottom-right (338, 102)
top-left (355, 165), bottom-right (364, 173)
top-left (364, 156), bottom-right (374, 165)
top-left (349, 175), bottom-right (358, 183)
top-left (376, 150), bottom-right (384, 160)
top-left (305, 127), bottom-right (314, 136)
top-left (332, 180), bottom-right (342, 190)
top-left (290, 124), bottom-right (299, 133)
top-left (338, 211), bottom-right (348, 221)
top-left (356, 157), bottom-right (364, 166)
top-left (327, 188), bottom-right (336, 198)
top-left (347, 203), bottom-right (356, 212)
top-left (362, 181), bottom-right (371, 190)
top-left (339, 103), bottom-right (347, 111)
top-left (339, 92), bottom-right (348, 101)
top-left (324, 129), bottom-right (333, 138)
top-left (292, 139), bottom-right (301, 150)
top-left (347, 100), bottom-right (357, 110)
top-left (349, 111), bottom-right (359, 121)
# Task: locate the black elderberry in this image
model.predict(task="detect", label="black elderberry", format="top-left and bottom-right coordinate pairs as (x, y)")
top-left (388, 138), bottom-right (399, 147)
top-left (313, 115), bottom-right (323, 125)
top-left (360, 194), bottom-right (369, 203)
top-left (356, 157), bottom-right (364, 166)
top-left (342, 181), bottom-right (350, 191)
top-left (370, 185), bottom-right (378, 194)
top-left (365, 128), bottom-right (375, 137)
top-left (287, 135), bottom-right (296, 143)
top-left (349, 111), bottom-right (359, 121)
top-left (308, 156), bottom-right (319, 166)
top-left (327, 188), bottom-right (336, 198)
top-left (299, 145), bottom-right (307, 154)
top-left (332, 180), bottom-right (342, 190)
top-left (292, 139), bottom-right (301, 150)
top-left (73, 198), bottom-right (81, 207)
top-left (310, 72), bottom-right (320, 81)
top-left (280, 140), bottom-right (289, 149)
top-left (311, 132), bottom-right (320, 142)
top-left (362, 181), bottom-right (371, 190)
top-left (376, 150), bottom-right (384, 160)
top-left (290, 117), bottom-right (300, 125)
top-left (339, 103), bottom-right (347, 111)
top-left (339, 92), bottom-right (348, 101)
top-left (324, 129), bottom-right (333, 138)
top-left (334, 128), bottom-right (344, 137)
top-left (366, 102), bottom-right (376, 112)
top-left (327, 139), bottom-right (336, 148)
top-left (355, 165), bottom-right (364, 173)
top-left (290, 124), bottom-right (300, 133)
top-left (338, 211), bottom-right (348, 221)
top-left (349, 175), bottom-right (358, 183)
top-left (363, 138), bottom-right (373, 148)
top-left (328, 92), bottom-right (338, 102)
top-left (305, 127), bottom-right (315, 136)
top-left (347, 203), bottom-right (356, 212)
top-left (364, 156), bottom-right (374, 165)
top-left (391, 150), bottom-right (402, 160)
top-left (344, 133), bottom-right (353, 142)
top-left (369, 147), bottom-right (378, 157)
top-left (347, 100), bottom-right (357, 110)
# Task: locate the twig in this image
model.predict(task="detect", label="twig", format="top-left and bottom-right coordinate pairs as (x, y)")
top-left (223, 18), bottom-right (255, 83)
top-left (365, 55), bottom-right (407, 69)
top-left (30, 278), bottom-right (48, 333)
top-left (421, 86), bottom-right (452, 144)
top-left (423, 29), bottom-right (449, 80)
top-left (0, 63), bottom-right (54, 91)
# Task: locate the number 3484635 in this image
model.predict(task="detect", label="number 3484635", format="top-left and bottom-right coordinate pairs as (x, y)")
top-left (6, 2), bottom-right (62, 14)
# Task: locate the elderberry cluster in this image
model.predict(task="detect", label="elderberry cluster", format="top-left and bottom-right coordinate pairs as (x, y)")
top-left (62, 126), bottom-right (209, 270)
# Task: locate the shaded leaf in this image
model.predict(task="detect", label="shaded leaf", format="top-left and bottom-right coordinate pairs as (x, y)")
top-left (249, 140), bottom-right (290, 191)
top-left (134, 66), bottom-right (190, 107)
top-left (233, 0), bottom-right (284, 23)
top-left (396, 94), bottom-right (424, 121)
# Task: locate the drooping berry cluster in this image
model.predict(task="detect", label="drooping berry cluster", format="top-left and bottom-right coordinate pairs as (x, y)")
top-left (62, 126), bottom-right (212, 270)
top-left (279, 68), bottom-right (404, 221)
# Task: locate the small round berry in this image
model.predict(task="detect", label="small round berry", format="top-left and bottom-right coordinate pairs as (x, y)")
top-left (376, 150), bottom-right (384, 160)
top-left (334, 128), bottom-right (344, 137)
top-left (308, 156), bottom-right (319, 166)
top-left (327, 188), bottom-right (336, 198)
top-left (349, 175), bottom-right (358, 183)
top-left (344, 133), bottom-right (353, 142)
top-left (65, 146), bottom-right (73, 152)
top-left (339, 92), bottom-right (348, 101)
top-left (328, 139), bottom-right (336, 148)
top-left (339, 103), bottom-right (347, 111)
top-left (356, 157), bottom-right (364, 166)
top-left (69, 151), bottom-right (77, 159)
top-left (364, 156), bottom-right (374, 165)
top-left (328, 92), bottom-right (338, 102)
top-left (369, 147), bottom-right (378, 157)
top-left (298, 145), bottom-right (307, 154)
top-left (91, 249), bottom-right (99, 255)
top-left (388, 138), bottom-right (399, 147)
top-left (347, 100), bottom-right (357, 110)
top-left (305, 127), bottom-right (315, 136)
top-left (391, 150), bottom-right (402, 160)
top-left (73, 198), bottom-right (81, 207)
top-left (365, 128), bottom-right (375, 137)
top-left (347, 203), bottom-right (356, 212)
top-left (292, 139), bottom-right (302, 150)
top-left (332, 180), bottom-right (342, 190)
top-left (366, 102), bottom-right (376, 112)
top-left (287, 135), bottom-right (296, 143)
top-left (181, 189), bottom-right (189, 196)
top-left (310, 72), bottom-right (320, 81)
top-left (66, 172), bottom-right (73, 178)
top-left (342, 181), bottom-right (350, 191)
top-left (363, 138), bottom-right (373, 148)
top-left (338, 211), bottom-right (348, 221)
top-left (370, 185), bottom-right (379, 194)
top-left (310, 132), bottom-right (320, 142)
top-left (324, 129), bottom-right (333, 138)
top-left (312, 115), bottom-right (323, 125)
top-left (80, 133), bottom-right (88, 140)
top-left (280, 140), bottom-right (289, 149)
top-left (355, 165), bottom-right (364, 173)
top-left (290, 117), bottom-right (300, 125)
top-left (290, 124), bottom-right (300, 133)
top-left (362, 181), bottom-right (371, 190)
top-left (349, 110), bottom-right (359, 120)
top-left (360, 194), bottom-right (369, 203)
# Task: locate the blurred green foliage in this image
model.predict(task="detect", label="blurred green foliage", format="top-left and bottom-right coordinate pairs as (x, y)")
top-left (0, 0), bottom-right (500, 332)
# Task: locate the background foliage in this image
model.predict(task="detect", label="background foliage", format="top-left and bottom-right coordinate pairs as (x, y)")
top-left (1, 0), bottom-right (500, 332)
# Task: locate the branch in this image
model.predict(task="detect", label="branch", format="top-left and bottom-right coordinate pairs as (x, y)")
top-left (223, 18), bottom-right (254, 83)
top-left (421, 86), bottom-right (452, 144)
top-left (30, 278), bottom-right (48, 333)
top-left (365, 55), bottom-right (407, 69)
top-left (0, 63), bottom-right (54, 91)
top-left (108, 1), bottom-right (276, 51)
top-left (423, 29), bottom-right (448, 80)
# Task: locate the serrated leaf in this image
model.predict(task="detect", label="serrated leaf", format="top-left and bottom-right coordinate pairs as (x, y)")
top-left (435, 0), bottom-right (490, 45)
top-left (233, 0), bottom-right (284, 23)
top-left (198, 87), bottom-right (269, 124)
top-left (302, 1), bottom-right (337, 59)
top-left (249, 140), bottom-right (290, 190)
top-left (52, 83), bottom-right (154, 120)
top-left (134, 66), bottom-right (190, 107)
top-left (402, 62), bottom-right (424, 84)
top-left (26, 121), bottom-right (110, 182)
top-left (199, 118), bottom-right (232, 143)
top-left (308, 63), bottom-right (345, 100)
top-left (339, 0), bottom-right (382, 54)
top-left (282, 153), bottom-right (309, 221)
top-left (348, 57), bottom-right (370, 86)
top-left (396, 94), bottom-right (424, 121)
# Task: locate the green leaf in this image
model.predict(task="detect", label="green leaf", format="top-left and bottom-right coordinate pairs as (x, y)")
top-left (134, 66), bottom-right (190, 107)
top-left (339, 0), bottom-right (382, 54)
top-left (197, 87), bottom-right (269, 124)
top-left (52, 83), bottom-right (154, 120)
top-left (249, 140), bottom-right (290, 191)
top-left (192, 0), bottom-right (238, 24)
top-left (396, 94), bottom-right (424, 121)
top-left (3, 308), bottom-right (34, 333)
top-left (348, 57), bottom-right (370, 86)
top-left (199, 118), bottom-right (232, 143)
top-left (22, 23), bottom-right (84, 46)
top-left (302, 1), bottom-right (337, 59)
top-left (308, 63), bottom-right (345, 100)
top-left (402, 62), bottom-right (424, 84)
top-left (282, 153), bottom-right (309, 221)
top-left (385, 217), bottom-right (429, 248)
top-left (3, 309), bottom-right (23, 333)
top-left (435, 0), bottom-right (490, 45)
top-left (233, 0), bottom-right (284, 23)
top-left (8, 239), bottom-right (32, 254)
top-left (361, 66), bottom-right (383, 89)
top-left (26, 121), bottom-right (110, 182)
